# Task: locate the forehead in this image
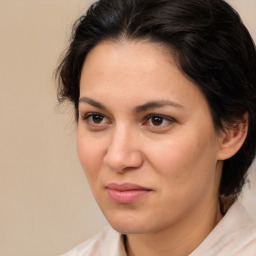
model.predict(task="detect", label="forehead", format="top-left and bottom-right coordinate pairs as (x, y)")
top-left (82, 39), bottom-right (174, 79)
top-left (81, 40), bottom-right (179, 88)
top-left (79, 40), bottom-right (208, 111)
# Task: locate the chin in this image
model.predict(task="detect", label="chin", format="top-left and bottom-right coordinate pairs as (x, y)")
top-left (110, 222), bottom-right (149, 235)
top-left (105, 211), bottom-right (151, 234)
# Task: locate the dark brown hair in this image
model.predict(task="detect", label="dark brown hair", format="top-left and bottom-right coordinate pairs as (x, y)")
top-left (56, 0), bottom-right (256, 197)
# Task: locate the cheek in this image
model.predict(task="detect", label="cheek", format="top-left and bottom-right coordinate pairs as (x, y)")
top-left (76, 131), bottom-right (105, 183)
top-left (148, 133), bottom-right (218, 191)
top-left (147, 137), bottom-right (219, 219)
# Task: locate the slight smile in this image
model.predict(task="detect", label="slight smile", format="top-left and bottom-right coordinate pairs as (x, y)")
top-left (106, 183), bottom-right (153, 204)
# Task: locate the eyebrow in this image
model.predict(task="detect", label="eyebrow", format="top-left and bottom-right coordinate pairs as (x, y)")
top-left (79, 97), bottom-right (183, 112)
top-left (135, 100), bottom-right (183, 112)
top-left (79, 97), bottom-right (106, 110)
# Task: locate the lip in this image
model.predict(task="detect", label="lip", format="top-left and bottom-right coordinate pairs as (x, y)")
top-left (106, 183), bottom-right (152, 204)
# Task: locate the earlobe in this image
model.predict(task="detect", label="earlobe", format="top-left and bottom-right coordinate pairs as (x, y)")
top-left (217, 114), bottom-right (248, 160)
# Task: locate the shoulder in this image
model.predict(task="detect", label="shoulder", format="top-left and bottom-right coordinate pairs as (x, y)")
top-left (191, 201), bottom-right (256, 256)
top-left (60, 225), bottom-right (127, 256)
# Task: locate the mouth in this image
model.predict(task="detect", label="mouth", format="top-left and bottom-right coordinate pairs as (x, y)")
top-left (106, 183), bottom-right (152, 204)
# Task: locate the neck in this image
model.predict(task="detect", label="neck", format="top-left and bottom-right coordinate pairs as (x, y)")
top-left (125, 198), bottom-right (223, 256)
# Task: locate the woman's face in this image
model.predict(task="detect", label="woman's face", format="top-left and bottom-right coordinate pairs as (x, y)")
top-left (77, 40), bottom-right (223, 234)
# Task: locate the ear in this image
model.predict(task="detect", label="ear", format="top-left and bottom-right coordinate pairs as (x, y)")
top-left (217, 113), bottom-right (248, 160)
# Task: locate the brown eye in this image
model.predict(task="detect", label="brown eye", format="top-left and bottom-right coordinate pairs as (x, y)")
top-left (91, 114), bottom-right (104, 124)
top-left (82, 112), bottom-right (109, 126)
top-left (144, 114), bottom-right (176, 128)
top-left (151, 116), bottom-right (164, 126)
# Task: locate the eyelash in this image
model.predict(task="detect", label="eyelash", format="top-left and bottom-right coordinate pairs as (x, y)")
top-left (82, 112), bottom-right (109, 125)
top-left (81, 112), bottom-right (176, 128)
top-left (144, 114), bottom-right (176, 128)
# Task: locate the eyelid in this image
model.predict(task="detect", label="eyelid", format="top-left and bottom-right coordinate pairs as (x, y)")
top-left (81, 112), bottom-right (111, 127)
top-left (143, 113), bottom-right (176, 127)
top-left (81, 112), bottom-right (103, 120)
top-left (80, 111), bottom-right (176, 130)
top-left (145, 113), bottom-right (175, 121)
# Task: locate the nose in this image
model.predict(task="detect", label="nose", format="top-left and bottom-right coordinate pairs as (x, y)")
top-left (103, 126), bottom-right (144, 173)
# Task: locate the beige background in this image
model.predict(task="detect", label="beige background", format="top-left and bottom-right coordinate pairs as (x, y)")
top-left (0, 0), bottom-right (255, 255)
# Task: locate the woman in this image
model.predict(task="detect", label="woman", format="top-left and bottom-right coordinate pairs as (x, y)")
top-left (57, 0), bottom-right (256, 255)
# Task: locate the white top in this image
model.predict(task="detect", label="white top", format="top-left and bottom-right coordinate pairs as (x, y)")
top-left (61, 201), bottom-right (256, 256)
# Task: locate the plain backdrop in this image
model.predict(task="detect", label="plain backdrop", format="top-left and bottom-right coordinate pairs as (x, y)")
top-left (0, 0), bottom-right (255, 255)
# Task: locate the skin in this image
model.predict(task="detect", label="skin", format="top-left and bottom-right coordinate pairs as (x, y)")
top-left (76, 40), bottom-right (240, 256)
